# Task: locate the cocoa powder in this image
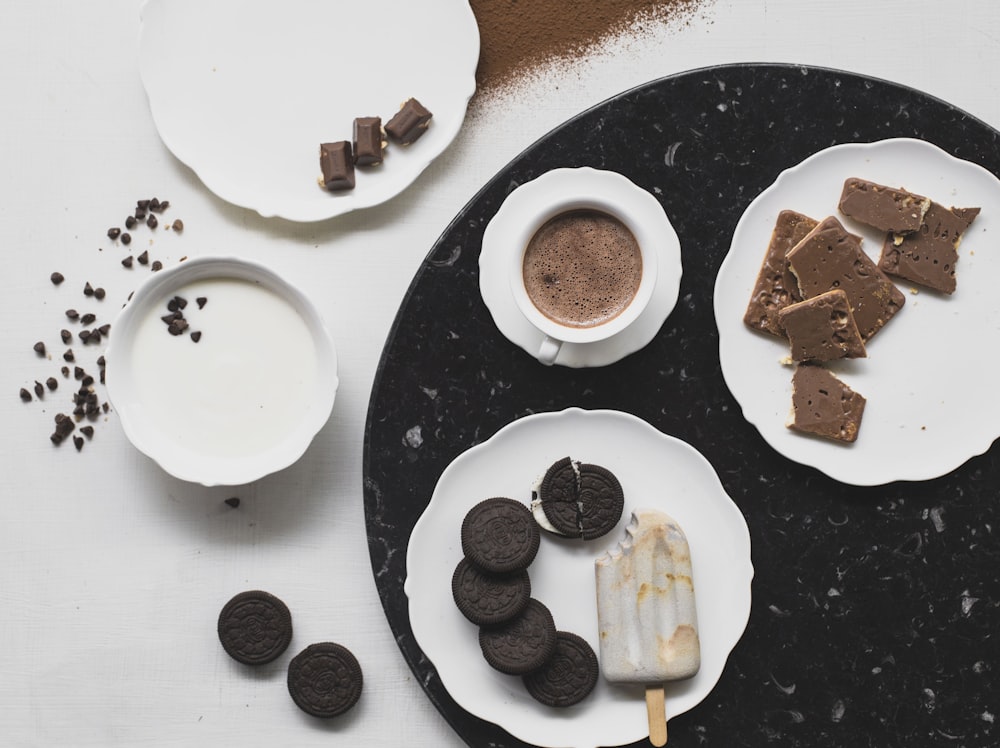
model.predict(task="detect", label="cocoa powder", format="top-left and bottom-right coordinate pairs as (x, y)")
top-left (470, 0), bottom-right (709, 93)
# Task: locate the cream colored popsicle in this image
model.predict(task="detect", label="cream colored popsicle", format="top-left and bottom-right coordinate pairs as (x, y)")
top-left (595, 508), bottom-right (700, 746)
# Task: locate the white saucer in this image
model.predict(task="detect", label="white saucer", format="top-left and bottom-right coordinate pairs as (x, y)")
top-left (479, 168), bottom-right (682, 367)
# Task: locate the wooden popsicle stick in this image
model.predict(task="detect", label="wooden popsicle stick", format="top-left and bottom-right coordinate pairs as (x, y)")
top-left (645, 685), bottom-right (667, 746)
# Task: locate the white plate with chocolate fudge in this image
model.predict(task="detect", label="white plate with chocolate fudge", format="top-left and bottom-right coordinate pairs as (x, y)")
top-left (138, 0), bottom-right (479, 221)
top-left (405, 408), bottom-right (753, 748)
top-left (715, 138), bottom-right (1000, 485)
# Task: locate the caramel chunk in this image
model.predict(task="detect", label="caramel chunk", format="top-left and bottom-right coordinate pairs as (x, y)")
top-left (353, 116), bottom-right (384, 166)
top-left (878, 203), bottom-right (980, 294)
top-left (838, 178), bottom-right (930, 234)
top-left (778, 289), bottom-right (866, 362)
top-left (788, 364), bottom-right (866, 443)
top-left (384, 98), bottom-right (432, 145)
top-left (319, 141), bottom-right (356, 191)
top-left (743, 210), bottom-right (819, 337)
top-left (787, 216), bottom-right (905, 342)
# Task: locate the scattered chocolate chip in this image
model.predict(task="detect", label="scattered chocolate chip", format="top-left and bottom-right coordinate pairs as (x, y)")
top-left (121, 233), bottom-right (131, 246)
top-left (224, 497), bottom-right (240, 508)
top-left (80, 425), bottom-right (94, 438)
top-left (81, 374), bottom-right (95, 388)
top-left (46, 377), bottom-right (57, 391)
top-left (167, 319), bottom-right (189, 335)
top-left (94, 287), bottom-right (106, 301)
top-left (137, 250), bottom-right (148, 265)
top-left (158, 200), bottom-right (170, 211)
top-left (63, 349), bottom-right (74, 362)
top-left (60, 329), bottom-right (71, 343)
top-left (171, 296), bottom-right (188, 311)
top-left (107, 227), bottom-right (121, 240)
top-left (137, 199), bottom-right (150, 210)
top-left (74, 366), bottom-right (84, 380)
top-left (122, 256), bottom-right (134, 268)
top-left (98, 324), bottom-right (110, 336)
top-left (73, 436), bottom-right (84, 451)
top-left (84, 282), bottom-right (94, 296)
top-left (134, 208), bottom-right (147, 221)
top-left (125, 215), bottom-right (137, 229)
top-left (65, 309), bottom-right (79, 320)
top-left (19, 388), bottom-right (31, 402)
top-left (50, 272), bottom-right (65, 285)
top-left (97, 355), bottom-right (105, 368)
top-left (99, 369), bottom-right (105, 384)
top-left (102, 402), bottom-right (109, 413)
top-left (33, 341), bottom-right (46, 355)
top-left (149, 197), bottom-right (160, 211)
top-left (190, 331), bottom-right (202, 343)
top-left (151, 260), bottom-right (163, 272)
top-left (60, 366), bottom-right (69, 377)
top-left (147, 215), bottom-right (158, 229)
top-left (78, 330), bottom-right (91, 344)
top-left (196, 296), bottom-right (207, 309)
top-left (171, 219), bottom-right (183, 232)
top-left (80, 313), bottom-right (96, 325)
top-left (33, 381), bottom-right (44, 398)
top-left (50, 433), bottom-right (64, 445)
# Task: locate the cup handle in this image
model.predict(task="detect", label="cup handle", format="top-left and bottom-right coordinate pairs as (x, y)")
top-left (537, 335), bottom-right (563, 366)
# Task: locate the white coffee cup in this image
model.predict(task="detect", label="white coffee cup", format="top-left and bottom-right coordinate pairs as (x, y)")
top-left (507, 177), bottom-right (661, 365)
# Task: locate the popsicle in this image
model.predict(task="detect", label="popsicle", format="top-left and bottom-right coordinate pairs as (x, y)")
top-left (595, 508), bottom-right (700, 746)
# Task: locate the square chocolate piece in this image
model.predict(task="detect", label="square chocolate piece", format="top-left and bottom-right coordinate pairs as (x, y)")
top-left (743, 210), bottom-right (819, 337)
top-left (778, 289), bottom-right (866, 362)
top-left (319, 141), bottom-right (356, 191)
top-left (788, 364), bottom-right (866, 443)
top-left (385, 98), bottom-right (432, 145)
top-left (878, 203), bottom-right (980, 294)
top-left (838, 178), bottom-right (931, 234)
top-left (353, 116), bottom-right (384, 166)
top-left (787, 216), bottom-right (905, 342)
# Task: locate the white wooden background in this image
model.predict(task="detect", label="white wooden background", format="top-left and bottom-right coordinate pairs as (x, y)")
top-left (2, 1), bottom-right (998, 745)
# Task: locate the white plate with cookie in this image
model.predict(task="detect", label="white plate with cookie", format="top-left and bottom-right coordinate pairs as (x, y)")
top-left (405, 407), bottom-right (753, 748)
top-left (715, 138), bottom-right (1000, 485)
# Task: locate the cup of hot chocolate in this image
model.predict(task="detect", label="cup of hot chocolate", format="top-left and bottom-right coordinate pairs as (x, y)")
top-left (508, 182), bottom-right (660, 364)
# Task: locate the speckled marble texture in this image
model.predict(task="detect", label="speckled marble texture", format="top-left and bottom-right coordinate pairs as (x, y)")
top-left (363, 64), bottom-right (1000, 747)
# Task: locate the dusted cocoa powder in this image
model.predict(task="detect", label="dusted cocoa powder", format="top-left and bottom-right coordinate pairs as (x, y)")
top-left (470, 0), bottom-right (709, 92)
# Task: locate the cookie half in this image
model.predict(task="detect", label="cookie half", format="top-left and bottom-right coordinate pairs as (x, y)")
top-left (522, 631), bottom-right (599, 707)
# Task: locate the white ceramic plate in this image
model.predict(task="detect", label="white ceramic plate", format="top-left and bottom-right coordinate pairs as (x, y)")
top-left (105, 256), bottom-right (338, 486)
top-left (138, 0), bottom-right (479, 221)
top-left (479, 168), bottom-right (683, 367)
top-left (715, 138), bottom-right (1000, 485)
top-left (405, 408), bottom-right (753, 748)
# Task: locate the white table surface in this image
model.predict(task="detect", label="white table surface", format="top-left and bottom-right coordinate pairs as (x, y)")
top-left (2, 2), bottom-right (998, 745)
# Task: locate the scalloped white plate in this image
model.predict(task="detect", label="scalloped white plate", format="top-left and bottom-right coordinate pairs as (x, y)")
top-left (405, 408), bottom-right (753, 748)
top-left (138, 0), bottom-right (479, 221)
top-left (715, 138), bottom-right (1000, 485)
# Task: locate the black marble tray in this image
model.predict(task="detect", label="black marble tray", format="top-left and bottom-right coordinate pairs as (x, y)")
top-left (363, 64), bottom-right (1000, 748)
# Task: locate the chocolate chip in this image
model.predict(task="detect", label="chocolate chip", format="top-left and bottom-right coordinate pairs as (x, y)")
top-left (73, 436), bottom-right (84, 451)
top-left (84, 282), bottom-right (94, 296)
top-left (224, 497), bottom-right (240, 508)
top-left (97, 355), bottom-right (105, 368)
top-left (137, 199), bottom-right (150, 210)
top-left (50, 432), bottom-right (64, 445)
top-left (80, 313), bottom-right (96, 326)
top-left (151, 261), bottom-right (163, 272)
top-left (147, 215), bottom-right (158, 229)
top-left (65, 309), bottom-right (79, 320)
top-left (60, 366), bottom-right (69, 377)
top-left (149, 197), bottom-right (160, 211)
top-left (107, 227), bottom-right (121, 240)
top-left (81, 375), bottom-right (95, 388)
top-left (158, 200), bottom-right (170, 211)
top-left (74, 366), bottom-right (84, 380)
top-left (63, 349), bottom-right (74, 362)
top-left (171, 219), bottom-right (183, 232)
top-left (33, 341), bottom-right (45, 355)
top-left (121, 233), bottom-right (132, 246)
top-left (137, 250), bottom-right (148, 265)
top-left (122, 256), bottom-right (134, 268)
top-left (134, 208), bottom-right (147, 221)
top-left (196, 296), bottom-right (207, 309)
top-left (46, 377), bottom-right (57, 391)
top-left (190, 331), bottom-right (202, 343)
top-left (19, 388), bottom-right (31, 402)
top-left (33, 381), bottom-right (44, 398)
top-left (60, 329), bottom-right (71, 344)
top-left (94, 287), bottom-right (106, 300)
top-left (98, 324), bottom-right (110, 336)
top-left (167, 319), bottom-right (189, 335)
top-left (125, 215), bottom-right (137, 229)
top-left (50, 272), bottom-right (64, 285)
top-left (78, 330), bottom-right (91, 344)
top-left (80, 425), bottom-right (94, 438)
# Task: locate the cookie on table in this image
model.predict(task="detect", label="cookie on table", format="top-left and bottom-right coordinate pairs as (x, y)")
top-left (461, 497), bottom-right (540, 574)
top-left (287, 642), bottom-right (363, 718)
top-left (217, 590), bottom-right (293, 666)
top-left (451, 557), bottom-right (531, 626)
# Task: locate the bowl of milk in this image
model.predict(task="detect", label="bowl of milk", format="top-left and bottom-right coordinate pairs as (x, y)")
top-left (105, 256), bottom-right (338, 485)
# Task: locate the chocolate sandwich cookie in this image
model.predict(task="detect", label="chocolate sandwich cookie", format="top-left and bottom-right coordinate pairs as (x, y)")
top-left (287, 642), bottom-right (363, 718)
top-left (522, 631), bottom-right (599, 708)
top-left (535, 458), bottom-right (624, 540)
top-left (217, 590), bottom-right (293, 665)
top-left (451, 557), bottom-right (531, 626)
top-left (461, 497), bottom-right (540, 574)
top-left (478, 599), bottom-right (557, 675)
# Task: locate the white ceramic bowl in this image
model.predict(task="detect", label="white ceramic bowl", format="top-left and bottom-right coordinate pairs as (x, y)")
top-left (105, 257), bottom-right (338, 485)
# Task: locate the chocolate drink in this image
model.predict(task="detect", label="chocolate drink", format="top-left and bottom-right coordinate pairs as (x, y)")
top-left (522, 209), bottom-right (643, 329)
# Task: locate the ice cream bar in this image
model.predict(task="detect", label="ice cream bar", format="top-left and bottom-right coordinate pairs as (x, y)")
top-left (595, 508), bottom-right (700, 746)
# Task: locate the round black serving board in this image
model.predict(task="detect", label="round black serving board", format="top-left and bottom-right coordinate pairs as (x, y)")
top-left (363, 64), bottom-right (1000, 748)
